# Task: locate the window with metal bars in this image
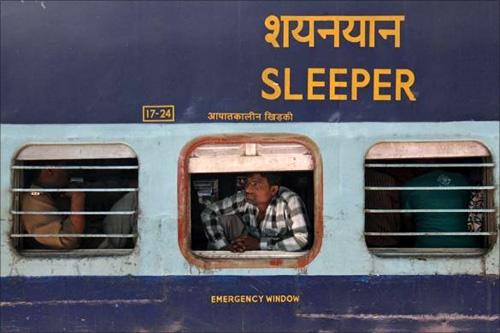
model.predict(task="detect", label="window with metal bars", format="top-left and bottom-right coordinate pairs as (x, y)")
top-left (364, 141), bottom-right (497, 256)
top-left (11, 144), bottom-right (139, 256)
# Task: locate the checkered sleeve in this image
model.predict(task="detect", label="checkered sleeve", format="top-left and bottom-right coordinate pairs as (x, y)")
top-left (261, 194), bottom-right (309, 251)
top-left (201, 191), bottom-right (247, 250)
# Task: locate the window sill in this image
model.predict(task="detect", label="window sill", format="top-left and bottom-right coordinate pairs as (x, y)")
top-left (192, 250), bottom-right (308, 259)
top-left (369, 247), bottom-right (488, 257)
top-left (17, 248), bottom-right (134, 257)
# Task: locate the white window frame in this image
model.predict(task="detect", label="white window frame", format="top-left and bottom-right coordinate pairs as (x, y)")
top-left (11, 143), bottom-right (139, 257)
top-left (364, 141), bottom-right (497, 257)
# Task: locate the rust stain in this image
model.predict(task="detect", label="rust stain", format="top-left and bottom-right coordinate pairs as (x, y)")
top-left (269, 258), bottom-right (283, 266)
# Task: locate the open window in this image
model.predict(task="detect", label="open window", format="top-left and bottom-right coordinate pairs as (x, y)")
top-left (364, 141), bottom-right (497, 256)
top-left (178, 135), bottom-right (322, 269)
top-left (11, 144), bottom-right (139, 256)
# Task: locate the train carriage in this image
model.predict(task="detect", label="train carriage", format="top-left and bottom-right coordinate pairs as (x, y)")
top-left (1, 1), bottom-right (499, 332)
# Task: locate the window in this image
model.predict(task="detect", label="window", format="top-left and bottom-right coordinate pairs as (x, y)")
top-left (11, 144), bottom-right (139, 256)
top-left (178, 135), bottom-right (322, 269)
top-left (364, 141), bottom-right (497, 256)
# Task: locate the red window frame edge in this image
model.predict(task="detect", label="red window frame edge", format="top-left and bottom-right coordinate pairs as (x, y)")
top-left (177, 133), bottom-right (323, 270)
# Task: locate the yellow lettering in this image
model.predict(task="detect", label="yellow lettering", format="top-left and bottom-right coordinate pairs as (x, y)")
top-left (307, 68), bottom-right (326, 100)
top-left (396, 68), bottom-right (416, 101)
top-left (261, 67), bottom-right (281, 100)
top-left (351, 68), bottom-right (370, 100)
top-left (329, 68), bottom-right (348, 101)
top-left (261, 67), bottom-right (416, 102)
top-left (373, 68), bottom-right (392, 101)
top-left (284, 67), bottom-right (303, 100)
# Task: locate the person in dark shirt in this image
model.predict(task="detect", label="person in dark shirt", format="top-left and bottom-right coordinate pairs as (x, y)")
top-left (401, 170), bottom-right (480, 248)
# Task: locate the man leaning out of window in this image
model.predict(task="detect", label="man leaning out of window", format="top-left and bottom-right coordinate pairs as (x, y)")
top-left (201, 172), bottom-right (310, 252)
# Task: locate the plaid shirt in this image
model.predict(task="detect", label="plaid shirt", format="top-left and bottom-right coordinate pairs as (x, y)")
top-left (201, 186), bottom-right (310, 251)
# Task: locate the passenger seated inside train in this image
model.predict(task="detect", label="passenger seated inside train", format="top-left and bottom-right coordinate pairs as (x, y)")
top-left (364, 169), bottom-right (406, 247)
top-left (401, 168), bottom-right (481, 248)
top-left (20, 164), bottom-right (137, 250)
top-left (365, 158), bottom-right (487, 250)
top-left (196, 172), bottom-right (311, 252)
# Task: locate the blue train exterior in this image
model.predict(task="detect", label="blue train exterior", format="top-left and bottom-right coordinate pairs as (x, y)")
top-left (1, 1), bottom-right (499, 332)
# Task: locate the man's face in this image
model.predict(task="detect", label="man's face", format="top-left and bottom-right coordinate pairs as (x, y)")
top-left (244, 174), bottom-right (278, 207)
top-left (40, 169), bottom-right (70, 187)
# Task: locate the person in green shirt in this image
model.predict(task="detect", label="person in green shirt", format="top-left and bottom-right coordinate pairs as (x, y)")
top-left (401, 170), bottom-right (480, 248)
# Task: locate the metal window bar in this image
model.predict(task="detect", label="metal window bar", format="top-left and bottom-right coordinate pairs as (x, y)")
top-left (365, 163), bottom-right (495, 168)
top-left (10, 234), bottom-right (137, 238)
top-left (369, 248), bottom-right (487, 257)
top-left (365, 209), bottom-right (495, 213)
top-left (11, 211), bottom-right (136, 215)
top-left (12, 157), bottom-right (139, 252)
top-left (12, 165), bottom-right (139, 170)
top-left (20, 249), bottom-right (133, 256)
top-left (12, 166), bottom-right (22, 249)
top-left (364, 232), bottom-right (496, 236)
top-left (365, 186), bottom-right (495, 191)
top-left (12, 188), bottom-right (138, 193)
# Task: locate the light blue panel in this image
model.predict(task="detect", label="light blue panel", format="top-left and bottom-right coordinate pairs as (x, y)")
top-left (1, 122), bottom-right (499, 276)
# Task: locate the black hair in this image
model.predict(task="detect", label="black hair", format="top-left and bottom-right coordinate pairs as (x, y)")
top-left (27, 160), bottom-right (70, 184)
top-left (249, 172), bottom-right (281, 186)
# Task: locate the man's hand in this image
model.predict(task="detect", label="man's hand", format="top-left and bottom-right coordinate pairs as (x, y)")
top-left (64, 191), bottom-right (86, 233)
top-left (64, 191), bottom-right (86, 203)
top-left (228, 235), bottom-right (260, 252)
